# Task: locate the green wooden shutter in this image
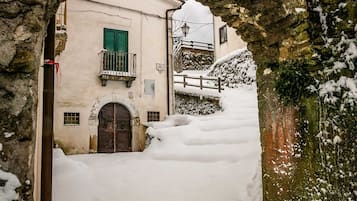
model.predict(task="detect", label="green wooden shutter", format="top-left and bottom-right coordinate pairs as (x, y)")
top-left (103, 28), bottom-right (129, 72)
top-left (104, 28), bottom-right (128, 53)
top-left (115, 30), bottom-right (128, 71)
top-left (116, 31), bottom-right (128, 53)
top-left (104, 29), bottom-right (115, 51)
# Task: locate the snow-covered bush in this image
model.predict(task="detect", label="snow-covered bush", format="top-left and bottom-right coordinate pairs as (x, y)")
top-left (208, 48), bottom-right (256, 87)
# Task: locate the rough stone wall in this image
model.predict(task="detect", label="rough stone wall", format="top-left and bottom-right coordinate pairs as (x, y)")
top-left (197, 0), bottom-right (356, 200)
top-left (301, 1), bottom-right (356, 199)
top-left (175, 92), bottom-right (221, 115)
top-left (0, 0), bottom-right (60, 200)
top-left (208, 48), bottom-right (256, 87)
top-left (174, 48), bottom-right (214, 72)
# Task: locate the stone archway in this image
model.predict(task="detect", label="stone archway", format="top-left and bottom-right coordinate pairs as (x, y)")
top-left (0, 0), bottom-right (355, 200)
top-left (196, 1), bottom-right (356, 200)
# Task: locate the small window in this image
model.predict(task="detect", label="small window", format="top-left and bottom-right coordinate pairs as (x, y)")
top-left (64, 113), bottom-right (80, 125)
top-left (219, 25), bottom-right (228, 44)
top-left (147, 112), bottom-right (160, 122)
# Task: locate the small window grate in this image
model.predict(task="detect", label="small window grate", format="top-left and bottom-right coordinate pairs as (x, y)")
top-left (64, 112), bottom-right (80, 125)
top-left (147, 111), bottom-right (160, 122)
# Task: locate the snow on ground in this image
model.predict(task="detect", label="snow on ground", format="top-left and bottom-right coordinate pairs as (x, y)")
top-left (53, 86), bottom-right (262, 201)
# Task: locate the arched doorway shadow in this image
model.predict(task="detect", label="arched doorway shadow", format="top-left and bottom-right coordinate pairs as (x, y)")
top-left (98, 103), bottom-right (132, 153)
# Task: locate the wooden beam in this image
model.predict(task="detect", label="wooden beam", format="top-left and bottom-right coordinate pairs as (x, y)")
top-left (64, 1), bottom-right (67, 26)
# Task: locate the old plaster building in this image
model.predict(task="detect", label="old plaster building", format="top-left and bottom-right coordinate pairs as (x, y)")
top-left (213, 16), bottom-right (247, 59)
top-left (54, 0), bottom-right (183, 154)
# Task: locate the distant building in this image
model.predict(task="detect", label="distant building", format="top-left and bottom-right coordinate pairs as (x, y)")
top-left (54, 0), bottom-right (183, 154)
top-left (213, 16), bottom-right (247, 59)
top-left (173, 39), bottom-right (214, 72)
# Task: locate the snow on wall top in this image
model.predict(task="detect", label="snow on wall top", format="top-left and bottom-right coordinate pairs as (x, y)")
top-left (208, 48), bottom-right (257, 87)
top-left (0, 170), bottom-right (21, 201)
top-left (87, 0), bottom-right (182, 15)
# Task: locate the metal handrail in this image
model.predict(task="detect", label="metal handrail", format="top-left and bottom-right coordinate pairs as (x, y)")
top-left (99, 50), bottom-right (136, 77)
top-left (181, 40), bottom-right (214, 51)
top-left (173, 40), bottom-right (183, 56)
top-left (174, 40), bottom-right (214, 57)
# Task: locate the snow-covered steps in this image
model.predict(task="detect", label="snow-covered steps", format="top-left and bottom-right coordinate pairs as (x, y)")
top-left (146, 87), bottom-right (260, 163)
top-left (53, 87), bottom-right (262, 201)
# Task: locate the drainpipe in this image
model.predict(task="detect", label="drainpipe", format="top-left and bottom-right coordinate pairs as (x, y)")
top-left (212, 14), bottom-right (217, 62)
top-left (41, 16), bottom-right (55, 201)
top-left (165, 0), bottom-right (185, 115)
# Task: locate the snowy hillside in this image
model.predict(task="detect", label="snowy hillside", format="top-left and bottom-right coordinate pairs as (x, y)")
top-left (174, 48), bottom-right (257, 116)
top-left (209, 48), bottom-right (256, 87)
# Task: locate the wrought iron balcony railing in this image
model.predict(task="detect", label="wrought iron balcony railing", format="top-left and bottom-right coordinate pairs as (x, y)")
top-left (98, 50), bottom-right (137, 87)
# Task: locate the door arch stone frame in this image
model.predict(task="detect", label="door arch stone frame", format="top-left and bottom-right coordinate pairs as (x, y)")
top-left (88, 94), bottom-right (141, 152)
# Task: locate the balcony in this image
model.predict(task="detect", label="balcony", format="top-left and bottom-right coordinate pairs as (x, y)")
top-left (99, 50), bottom-right (137, 87)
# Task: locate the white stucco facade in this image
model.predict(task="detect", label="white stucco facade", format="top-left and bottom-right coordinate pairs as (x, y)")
top-left (213, 16), bottom-right (247, 59)
top-left (54, 0), bottom-right (182, 154)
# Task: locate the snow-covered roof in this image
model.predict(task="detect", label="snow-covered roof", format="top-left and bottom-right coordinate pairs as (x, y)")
top-left (162, 0), bottom-right (184, 7)
top-left (87, 0), bottom-right (183, 11)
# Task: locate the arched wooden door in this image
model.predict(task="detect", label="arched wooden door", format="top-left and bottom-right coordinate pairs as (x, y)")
top-left (98, 103), bottom-right (132, 153)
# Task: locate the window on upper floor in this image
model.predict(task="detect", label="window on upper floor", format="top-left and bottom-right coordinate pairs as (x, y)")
top-left (219, 25), bottom-right (228, 44)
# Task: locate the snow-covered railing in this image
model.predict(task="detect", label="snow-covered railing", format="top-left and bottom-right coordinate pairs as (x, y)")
top-left (98, 50), bottom-right (137, 87)
top-left (181, 40), bottom-right (214, 51)
top-left (174, 74), bottom-right (223, 93)
top-left (99, 50), bottom-right (136, 77)
top-left (173, 40), bottom-right (183, 56)
top-left (174, 40), bottom-right (214, 57)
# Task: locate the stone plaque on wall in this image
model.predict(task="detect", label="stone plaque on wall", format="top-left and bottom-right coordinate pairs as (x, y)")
top-left (144, 80), bottom-right (155, 96)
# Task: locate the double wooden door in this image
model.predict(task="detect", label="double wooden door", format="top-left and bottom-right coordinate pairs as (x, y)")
top-left (98, 103), bottom-right (132, 153)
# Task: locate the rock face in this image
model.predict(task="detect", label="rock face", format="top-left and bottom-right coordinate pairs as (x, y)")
top-left (0, 0), bottom-right (60, 200)
top-left (197, 0), bottom-right (356, 200)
